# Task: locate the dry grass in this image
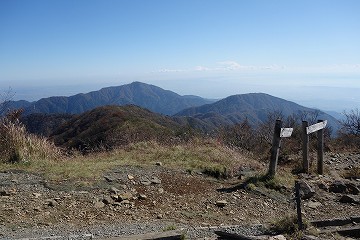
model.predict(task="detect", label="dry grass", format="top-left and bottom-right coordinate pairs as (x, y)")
top-left (0, 111), bottom-right (263, 184)
top-left (270, 214), bottom-right (308, 239)
top-left (0, 116), bottom-right (293, 187)
top-left (122, 139), bottom-right (262, 177)
top-left (0, 137), bottom-right (261, 183)
top-left (0, 119), bottom-right (61, 164)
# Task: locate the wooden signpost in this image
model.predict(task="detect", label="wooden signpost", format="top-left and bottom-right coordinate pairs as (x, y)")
top-left (268, 120), bottom-right (293, 177)
top-left (268, 119), bottom-right (327, 177)
top-left (266, 119), bottom-right (327, 231)
top-left (302, 120), bottom-right (327, 174)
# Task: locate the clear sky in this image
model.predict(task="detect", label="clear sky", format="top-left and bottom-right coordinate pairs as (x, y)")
top-left (0, 0), bottom-right (359, 110)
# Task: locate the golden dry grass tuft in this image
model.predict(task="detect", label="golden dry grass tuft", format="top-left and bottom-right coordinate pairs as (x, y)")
top-left (0, 119), bottom-right (61, 164)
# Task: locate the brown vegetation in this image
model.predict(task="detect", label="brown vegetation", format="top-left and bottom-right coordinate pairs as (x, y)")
top-left (0, 110), bottom-right (61, 164)
top-left (50, 105), bottom-right (193, 152)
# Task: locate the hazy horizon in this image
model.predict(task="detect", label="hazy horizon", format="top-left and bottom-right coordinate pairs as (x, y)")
top-left (1, 0), bottom-right (359, 112)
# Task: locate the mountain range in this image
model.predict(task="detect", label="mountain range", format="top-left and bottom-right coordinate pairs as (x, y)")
top-left (10, 81), bottom-right (340, 135)
top-left (174, 93), bottom-right (340, 131)
top-left (10, 82), bottom-right (213, 116)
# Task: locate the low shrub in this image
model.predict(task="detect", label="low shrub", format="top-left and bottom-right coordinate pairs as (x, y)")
top-left (270, 214), bottom-right (308, 239)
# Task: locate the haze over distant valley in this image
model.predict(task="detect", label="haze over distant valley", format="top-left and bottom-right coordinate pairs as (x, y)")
top-left (1, 1), bottom-right (359, 113)
top-left (7, 79), bottom-right (360, 114)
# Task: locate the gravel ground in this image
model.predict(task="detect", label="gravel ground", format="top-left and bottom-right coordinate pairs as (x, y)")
top-left (1, 152), bottom-right (359, 240)
top-left (0, 221), bottom-right (269, 240)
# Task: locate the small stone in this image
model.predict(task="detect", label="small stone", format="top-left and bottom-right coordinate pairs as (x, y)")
top-left (94, 201), bottom-right (105, 209)
top-left (307, 201), bottom-right (322, 209)
top-left (33, 207), bottom-right (42, 212)
top-left (121, 200), bottom-right (131, 205)
top-left (140, 178), bottom-right (151, 186)
top-left (102, 196), bottom-right (112, 205)
top-left (157, 214), bottom-right (163, 219)
top-left (298, 180), bottom-right (315, 200)
top-left (158, 188), bottom-right (164, 194)
top-left (345, 183), bottom-right (360, 195)
top-left (329, 180), bottom-right (347, 193)
top-left (127, 174), bottom-right (134, 180)
top-left (339, 195), bottom-right (360, 204)
top-left (318, 182), bottom-right (328, 191)
top-left (216, 200), bottom-right (227, 207)
top-left (104, 176), bottom-right (115, 182)
top-left (118, 192), bottom-right (133, 201)
top-left (111, 194), bottom-right (119, 201)
top-left (151, 176), bottom-right (161, 184)
top-left (201, 222), bottom-right (210, 226)
top-left (109, 187), bottom-right (120, 194)
top-left (45, 199), bottom-right (57, 207)
top-left (138, 194), bottom-right (147, 200)
top-left (269, 235), bottom-right (286, 240)
top-left (0, 190), bottom-right (11, 197)
top-left (302, 235), bottom-right (320, 240)
top-left (155, 162), bottom-right (163, 166)
top-left (76, 191), bottom-right (89, 194)
top-left (32, 193), bottom-right (42, 198)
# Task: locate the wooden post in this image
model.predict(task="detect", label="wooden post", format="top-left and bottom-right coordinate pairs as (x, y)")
top-left (268, 119), bottom-right (282, 177)
top-left (295, 181), bottom-right (303, 230)
top-left (317, 120), bottom-right (324, 175)
top-left (302, 121), bottom-right (309, 173)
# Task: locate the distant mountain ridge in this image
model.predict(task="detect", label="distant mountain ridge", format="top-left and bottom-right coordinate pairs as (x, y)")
top-left (175, 93), bottom-right (340, 132)
top-left (9, 81), bottom-right (340, 134)
top-left (9, 82), bottom-right (213, 116)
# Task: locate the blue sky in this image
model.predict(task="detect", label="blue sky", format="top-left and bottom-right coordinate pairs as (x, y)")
top-left (0, 0), bottom-right (359, 110)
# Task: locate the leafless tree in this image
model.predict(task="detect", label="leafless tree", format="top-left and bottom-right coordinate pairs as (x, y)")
top-left (297, 109), bottom-right (320, 125)
top-left (257, 110), bottom-right (284, 144)
top-left (340, 108), bottom-right (360, 136)
top-left (0, 87), bottom-right (15, 116)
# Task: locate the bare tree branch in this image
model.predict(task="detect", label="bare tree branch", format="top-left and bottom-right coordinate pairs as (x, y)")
top-left (340, 108), bottom-right (360, 136)
top-left (0, 87), bottom-right (15, 116)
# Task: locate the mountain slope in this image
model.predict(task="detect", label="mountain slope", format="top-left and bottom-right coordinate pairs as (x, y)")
top-left (17, 82), bottom-right (212, 116)
top-left (50, 105), bottom-right (187, 150)
top-left (20, 113), bottom-right (73, 137)
top-left (175, 93), bottom-right (340, 131)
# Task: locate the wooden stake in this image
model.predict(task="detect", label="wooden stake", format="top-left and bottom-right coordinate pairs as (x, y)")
top-left (295, 180), bottom-right (303, 230)
top-left (302, 121), bottom-right (309, 173)
top-left (317, 120), bottom-right (324, 175)
top-left (268, 119), bottom-right (282, 177)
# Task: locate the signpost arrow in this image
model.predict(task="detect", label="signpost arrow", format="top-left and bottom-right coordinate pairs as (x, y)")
top-left (280, 128), bottom-right (293, 138)
top-left (306, 120), bottom-right (327, 135)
